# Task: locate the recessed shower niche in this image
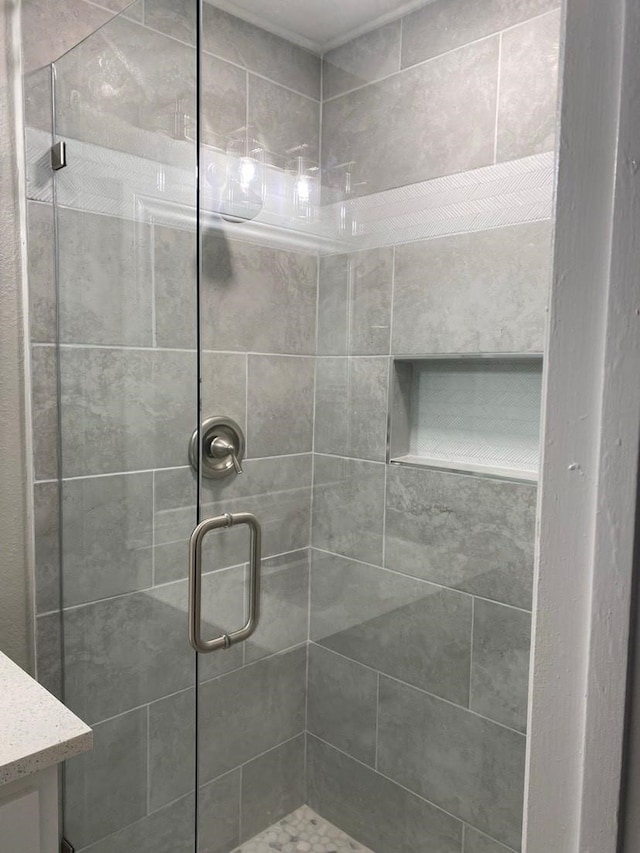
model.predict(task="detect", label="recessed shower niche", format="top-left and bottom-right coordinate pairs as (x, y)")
top-left (388, 355), bottom-right (543, 482)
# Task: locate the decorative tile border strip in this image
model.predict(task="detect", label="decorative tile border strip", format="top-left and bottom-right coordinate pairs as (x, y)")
top-left (26, 126), bottom-right (554, 254)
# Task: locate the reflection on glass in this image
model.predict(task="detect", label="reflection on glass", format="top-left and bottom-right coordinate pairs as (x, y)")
top-left (219, 130), bottom-right (265, 222)
top-left (286, 146), bottom-right (320, 223)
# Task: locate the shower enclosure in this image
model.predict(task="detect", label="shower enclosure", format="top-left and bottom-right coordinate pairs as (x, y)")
top-left (26, 1), bottom-right (561, 851)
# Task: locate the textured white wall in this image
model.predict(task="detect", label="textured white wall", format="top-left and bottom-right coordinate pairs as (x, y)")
top-left (0, 0), bottom-right (34, 672)
top-left (525, 0), bottom-right (640, 849)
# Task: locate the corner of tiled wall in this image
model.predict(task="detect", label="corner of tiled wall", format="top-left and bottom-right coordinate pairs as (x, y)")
top-left (308, 2), bottom-right (561, 851)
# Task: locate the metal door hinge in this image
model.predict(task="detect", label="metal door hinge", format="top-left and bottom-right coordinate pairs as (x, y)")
top-left (61, 838), bottom-right (75, 853)
top-left (51, 141), bottom-right (67, 170)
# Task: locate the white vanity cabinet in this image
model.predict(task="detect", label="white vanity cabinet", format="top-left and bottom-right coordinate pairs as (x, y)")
top-left (0, 653), bottom-right (92, 853)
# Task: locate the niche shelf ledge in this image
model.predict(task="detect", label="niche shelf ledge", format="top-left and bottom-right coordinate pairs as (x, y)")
top-left (387, 354), bottom-right (543, 484)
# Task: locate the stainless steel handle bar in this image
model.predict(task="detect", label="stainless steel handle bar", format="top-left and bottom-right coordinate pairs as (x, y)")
top-left (188, 512), bottom-right (261, 653)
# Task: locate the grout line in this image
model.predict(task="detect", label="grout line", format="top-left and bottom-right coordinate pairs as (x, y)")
top-left (310, 726), bottom-right (517, 853)
top-left (306, 243), bottom-right (321, 780)
top-left (469, 597), bottom-right (475, 710)
top-left (398, 16), bottom-right (404, 73)
top-left (145, 703), bottom-right (151, 814)
top-left (225, 64), bottom-right (322, 105)
top-left (461, 822), bottom-right (519, 853)
top-left (313, 451), bottom-right (385, 465)
top-left (77, 791), bottom-right (194, 853)
top-left (308, 641), bottom-right (526, 737)
top-left (76, 642), bottom-right (308, 732)
top-left (238, 764), bottom-right (244, 842)
top-left (245, 67), bottom-right (250, 132)
top-left (41, 341), bottom-right (318, 356)
top-left (309, 545), bottom-right (532, 614)
top-left (244, 353), bottom-right (250, 457)
top-left (149, 219), bottom-right (157, 348)
top-left (34, 452), bottom-right (313, 484)
top-left (315, 353), bottom-right (391, 360)
top-left (374, 672), bottom-right (380, 770)
top-left (44, 545), bottom-right (308, 616)
top-left (37, 540), bottom-right (530, 620)
top-left (151, 469), bottom-right (156, 587)
top-left (204, 732), bottom-right (306, 799)
top-left (308, 731), bottom-right (465, 827)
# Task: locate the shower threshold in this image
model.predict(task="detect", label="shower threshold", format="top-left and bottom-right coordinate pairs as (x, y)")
top-left (232, 804), bottom-right (375, 853)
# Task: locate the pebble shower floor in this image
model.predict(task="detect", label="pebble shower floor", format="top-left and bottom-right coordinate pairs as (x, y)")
top-left (231, 805), bottom-right (374, 853)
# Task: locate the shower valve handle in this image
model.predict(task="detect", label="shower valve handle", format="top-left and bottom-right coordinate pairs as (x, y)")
top-left (209, 435), bottom-right (243, 474)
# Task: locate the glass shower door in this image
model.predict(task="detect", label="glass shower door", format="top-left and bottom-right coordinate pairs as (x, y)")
top-left (41, 1), bottom-right (558, 851)
top-left (50, 4), bottom-right (200, 850)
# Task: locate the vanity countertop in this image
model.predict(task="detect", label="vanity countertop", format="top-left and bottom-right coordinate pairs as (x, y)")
top-left (0, 651), bottom-right (92, 785)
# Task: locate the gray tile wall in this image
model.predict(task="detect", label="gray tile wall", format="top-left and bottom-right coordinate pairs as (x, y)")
top-left (308, 4), bottom-right (558, 851)
top-left (322, 3), bottom-right (561, 198)
top-left (26, 3), bottom-right (319, 852)
top-left (25, 1), bottom-right (558, 852)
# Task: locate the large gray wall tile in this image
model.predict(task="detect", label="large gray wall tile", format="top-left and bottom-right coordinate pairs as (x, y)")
top-left (201, 235), bottom-right (317, 355)
top-left (241, 735), bottom-right (306, 841)
top-left (323, 22), bottom-right (401, 100)
top-left (307, 644), bottom-right (378, 765)
top-left (80, 794), bottom-right (194, 853)
top-left (199, 646), bottom-right (306, 782)
top-left (61, 472), bottom-right (153, 607)
top-left (314, 358), bottom-right (349, 453)
top-left (346, 248), bottom-right (394, 355)
top-left (471, 599), bottom-right (531, 732)
top-left (203, 5), bottom-right (320, 100)
top-left (314, 357), bottom-right (389, 461)
top-left (31, 345), bottom-right (58, 482)
top-left (57, 208), bottom-right (153, 346)
top-left (149, 688), bottom-right (195, 811)
top-left (377, 676), bottom-right (526, 849)
top-left (64, 708), bottom-right (148, 849)
top-left (60, 347), bottom-right (196, 477)
top-left (197, 567), bottom-right (246, 683)
top-left (201, 352), bottom-right (247, 439)
top-left (36, 612), bottom-right (63, 700)
top-left (316, 254), bottom-right (349, 355)
top-left (154, 224), bottom-right (196, 350)
top-left (247, 355), bottom-right (314, 456)
top-left (145, 0), bottom-right (195, 45)
top-left (62, 582), bottom-right (195, 723)
top-left (312, 455), bottom-right (385, 565)
top-left (401, 0), bottom-right (558, 69)
top-left (392, 221), bottom-right (552, 354)
top-left (322, 38), bottom-right (498, 197)
top-left (385, 465), bottom-right (536, 609)
top-left (34, 481), bottom-right (60, 615)
top-left (249, 75), bottom-right (320, 162)
top-left (22, 0), bottom-right (112, 73)
top-left (154, 456), bottom-right (311, 583)
top-left (310, 551), bottom-right (472, 704)
top-left (27, 201), bottom-right (55, 343)
top-left (245, 550), bottom-right (309, 663)
top-left (199, 770), bottom-right (241, 853)
top-left (496, 10), bottom-right (561, 162)
top-left (55, 17), bottom-right (196, 166)
top-left (307, 735), bottom-right (462, 853)
top-left (24, 65), bottom-right (53, 135)
top-left (464, 826), bottom-right (517, 853)
top-left (201, 52), bottom-right (248, 150)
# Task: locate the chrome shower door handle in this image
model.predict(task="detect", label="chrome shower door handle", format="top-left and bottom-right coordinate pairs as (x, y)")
top-left (188, 512), bottom-right (261, 653)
